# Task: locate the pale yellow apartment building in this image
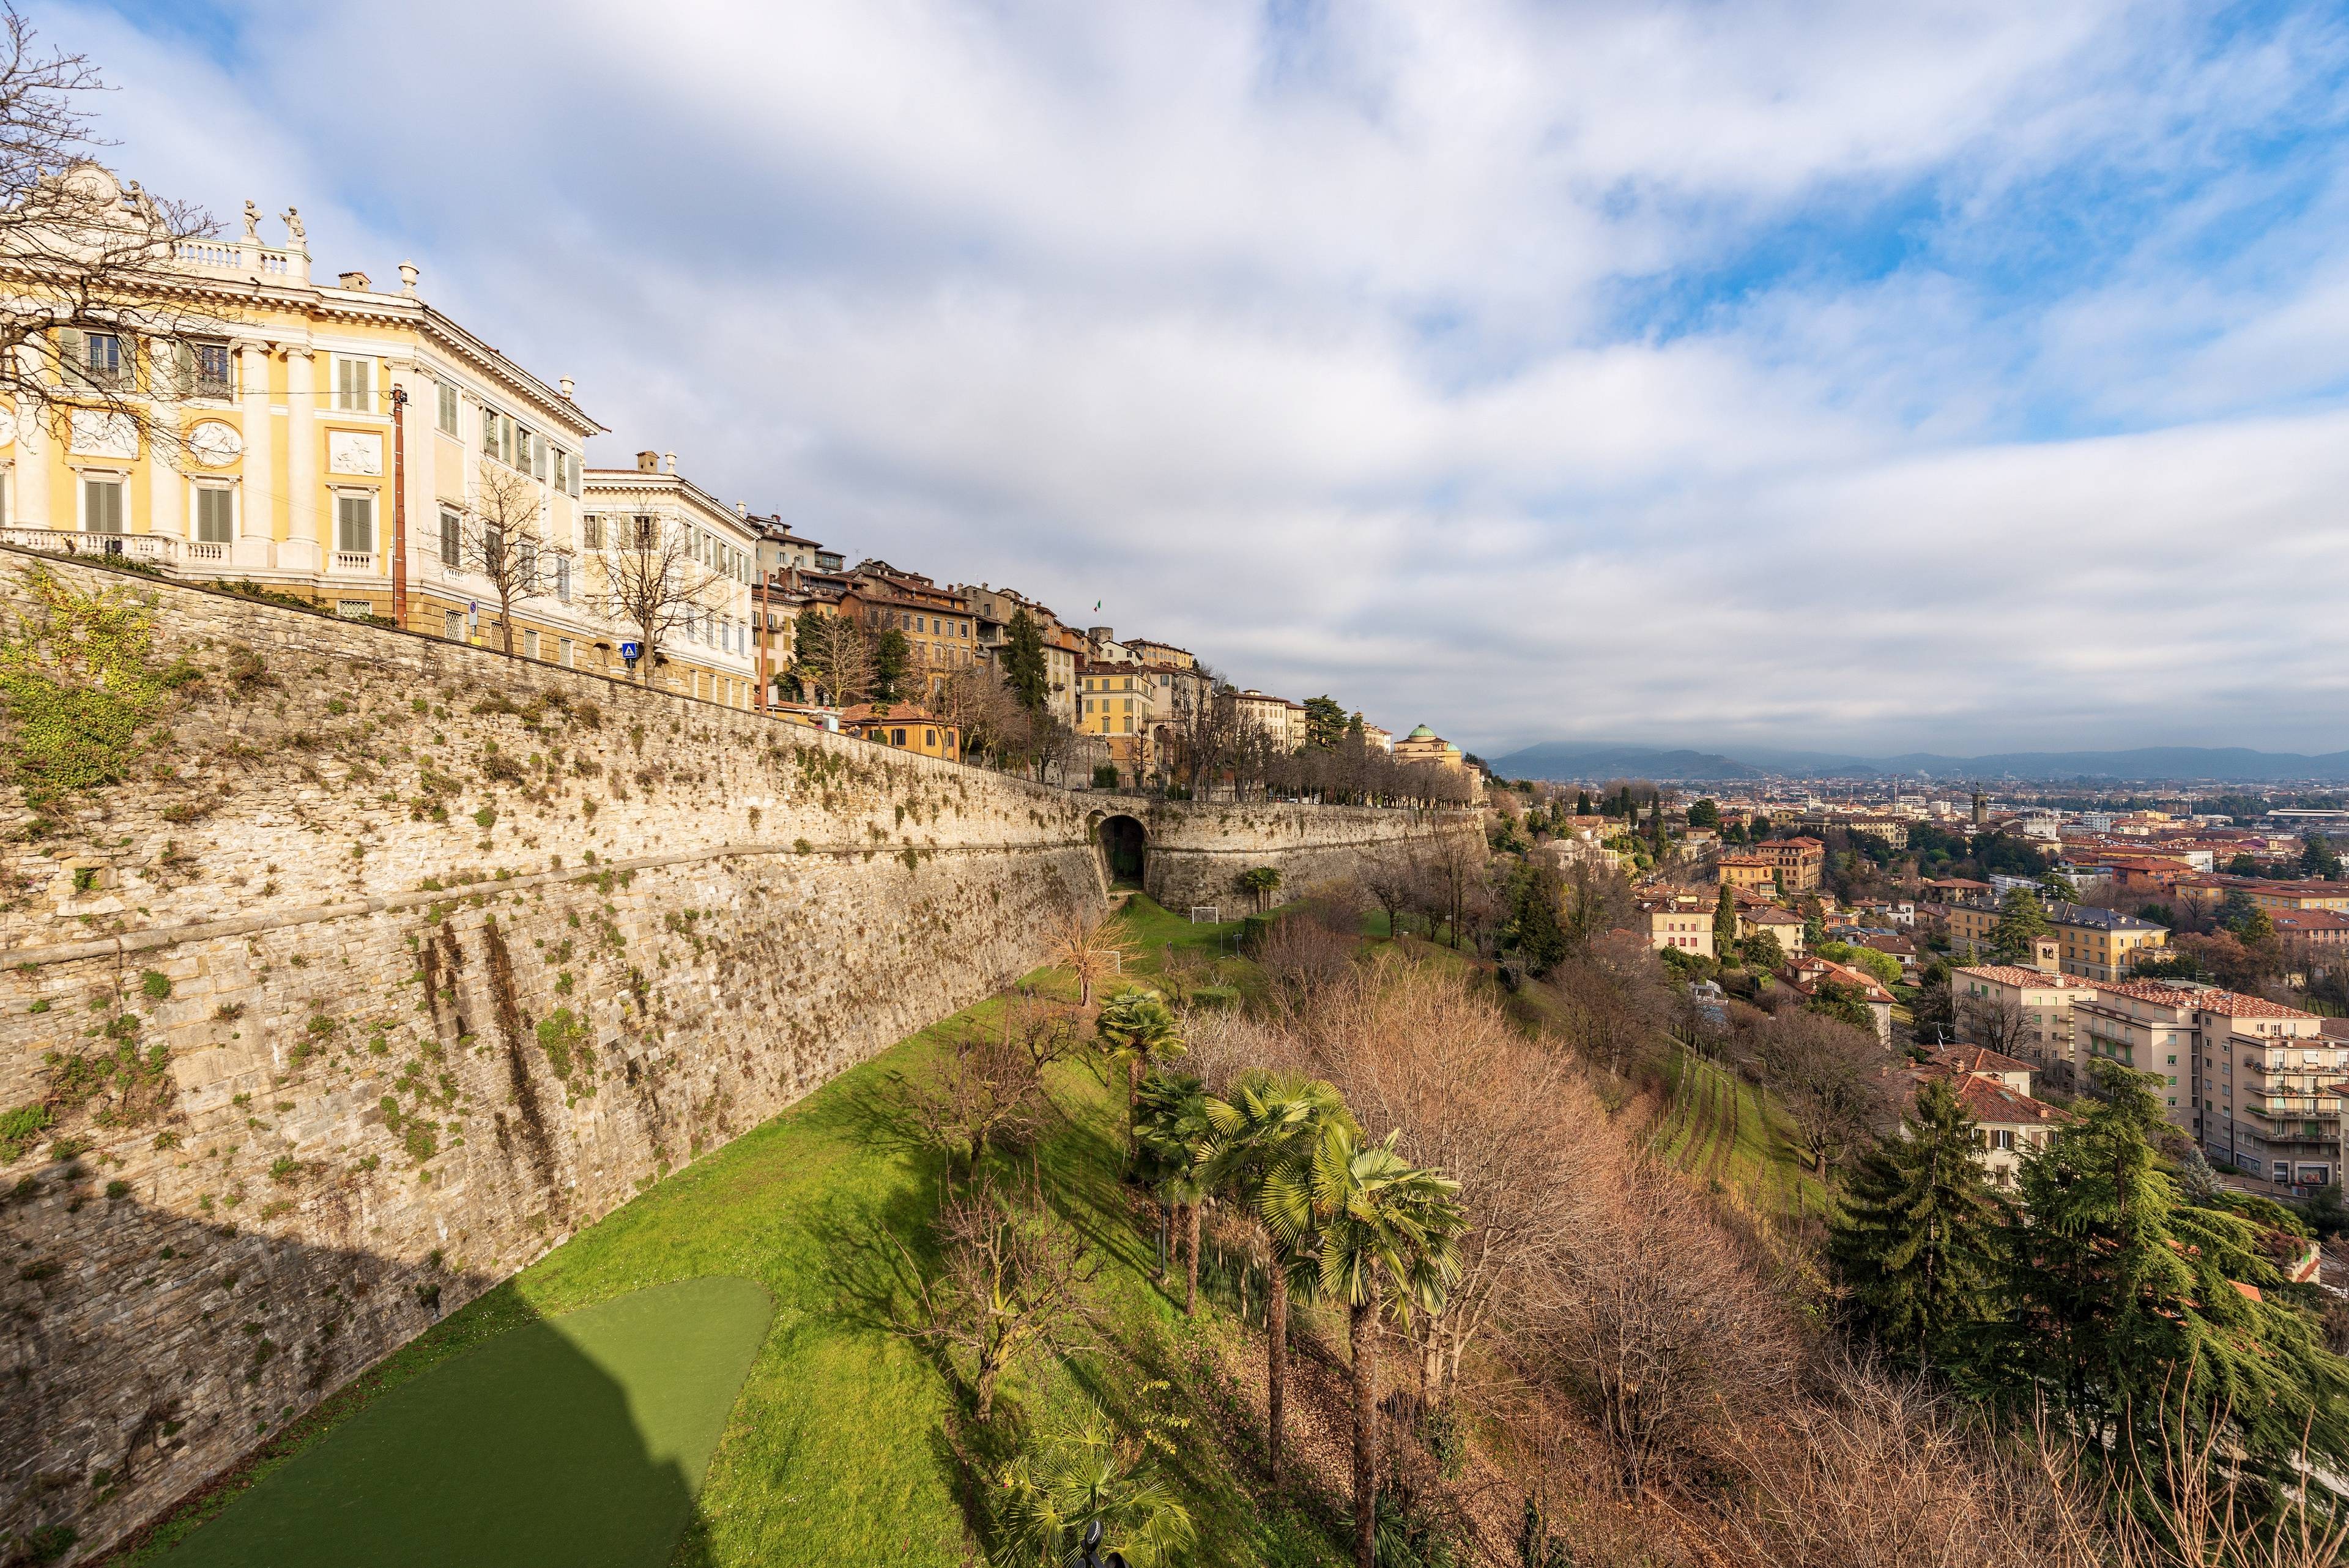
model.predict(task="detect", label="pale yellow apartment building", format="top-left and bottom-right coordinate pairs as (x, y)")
top-left (1951, 963), bottom-right (2091, 1089)
top-left (0, 166), bottom-right (756, 705)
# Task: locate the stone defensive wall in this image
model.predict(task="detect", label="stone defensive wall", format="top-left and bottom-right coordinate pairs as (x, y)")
top-left (0, 549), bottom-right (1474, 1560)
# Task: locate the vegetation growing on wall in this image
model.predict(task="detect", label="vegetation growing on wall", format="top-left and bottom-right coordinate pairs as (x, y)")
top-left (0, 564), bottom-right (199, 807)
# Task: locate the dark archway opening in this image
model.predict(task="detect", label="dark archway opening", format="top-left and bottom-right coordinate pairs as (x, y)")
top-left (1099, 814), bottom-right (1148, 887)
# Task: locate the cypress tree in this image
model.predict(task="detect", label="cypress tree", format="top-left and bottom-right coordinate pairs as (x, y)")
top-left (1830, 1077), bottom-right (2005, 1358)
top-left (1712, 883), bottom-right (1737, 957)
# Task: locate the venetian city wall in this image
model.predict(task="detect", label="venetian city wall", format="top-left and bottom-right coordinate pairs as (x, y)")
top-left (0, 549), bottom-right (1474, 1561)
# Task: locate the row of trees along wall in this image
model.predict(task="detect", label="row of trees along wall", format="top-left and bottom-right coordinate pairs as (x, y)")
top-left (0, 549), bottom-right (1472, 1561)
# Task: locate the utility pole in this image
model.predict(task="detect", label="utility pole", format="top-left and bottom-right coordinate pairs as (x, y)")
top-left (390, 384), bottom-right (409, 629)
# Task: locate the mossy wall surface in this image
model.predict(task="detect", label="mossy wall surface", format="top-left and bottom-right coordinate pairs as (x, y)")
top-left (0, 551), bottom-right (1469, 1562)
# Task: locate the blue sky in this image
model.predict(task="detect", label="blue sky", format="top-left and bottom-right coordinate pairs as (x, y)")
top-left (51, 0), bottom-right (2349, 757)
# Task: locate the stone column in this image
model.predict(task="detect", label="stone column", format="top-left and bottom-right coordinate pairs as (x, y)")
top-left (148, 437), bottom-right (182, 537)
top-left (285, 346), bottom-right (318, 557)
top-left (12, 368), bottom-right (47, 527)
top-left (239, 344), bottom-right (274, 538)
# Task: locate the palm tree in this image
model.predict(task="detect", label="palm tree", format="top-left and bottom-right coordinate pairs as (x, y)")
top-left (1095, 988), bottom-right (1184, 1151)
top-left (1271, 1121), bottom-right (1465, 1568)
top-left (1045, 907), bottom-right (1138, 1009)
top-left (1133, 1071), bottom-right (1211, 1306)
top-left (995, 1395), bottom-right (1196, 1567)
top-left (1198, 1070), bottom-right (1351, 1483)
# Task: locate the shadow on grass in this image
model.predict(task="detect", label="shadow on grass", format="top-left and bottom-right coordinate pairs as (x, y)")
top-left (138, 1277), bottom-right (768, 1568)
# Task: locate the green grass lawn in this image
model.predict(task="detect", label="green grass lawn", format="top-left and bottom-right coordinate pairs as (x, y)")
top-left (132, 897), bottom-right (1340, 1568)
top-left (157, 1277), bottom-right (771, 1568)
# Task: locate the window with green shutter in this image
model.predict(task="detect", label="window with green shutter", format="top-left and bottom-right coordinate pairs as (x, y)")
top-left (82, 476), bottom-right (125, 533)
top-left (195, 486), bottom-right (234, 543)
top-left (439, 507), bottom-right (461, 568)
top-left (336, 493), bottom-right (374, 554)
top-left (335, 355), bottom-right (373, 412)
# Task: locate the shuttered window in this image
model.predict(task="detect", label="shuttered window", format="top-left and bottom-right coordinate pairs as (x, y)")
top-left (195, 486), bottom-right (234, 543)
top-left (439, 507), bottom-right (461, 568)
top-left (336, 493), bottom-right (374, 554)
top-left (335, 356), bottom-right (374, 412)
top-left (437, 382), bottom-right (459, 435)
top-left (582, 513), bottom-right (604, 549)
top-left (82, 477), bottom-right (125, 533)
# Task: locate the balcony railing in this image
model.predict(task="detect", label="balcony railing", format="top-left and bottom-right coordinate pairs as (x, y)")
top-left (0, 526), bottom-right (178, 565)
top-left (330, 550), bottom-right (376, 574)
top-left (185, 539), bottom-right (228, 564)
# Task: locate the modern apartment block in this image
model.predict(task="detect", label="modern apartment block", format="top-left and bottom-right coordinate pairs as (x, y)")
top-left (1951, 964), bottom-right (2091, 1089)
top-left (2078, 979), bottom-right (2342, 1186)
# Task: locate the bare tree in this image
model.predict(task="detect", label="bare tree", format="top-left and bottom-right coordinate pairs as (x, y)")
top-left (883, 1021), bottom-right (1049, 1184)
top-left (1958, 992), bottom-right (2030, 1059)
top-left (1751, 1008), bottom-right (1888, 1175)
top-left (896, 1179), bottom-right (1096, 1420)
top-left (591, 510), bottom-right (722, 681)
top-left (790, 605), bottom-right (873, 707)
top-left (935, 656), bottom-right (1020, 762)
top-left (1042, 907), bottom-right (1136, 1010)
top-left (1362, 857), bottom-right (1419, 940)
top-left (0, 10), bottom-right (220, 466)
top-left (457, 463), bottom-right (558, 656)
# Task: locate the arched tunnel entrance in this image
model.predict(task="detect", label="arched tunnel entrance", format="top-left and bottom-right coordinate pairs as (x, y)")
top-left (1097, 814), bottom-right (1148, 888)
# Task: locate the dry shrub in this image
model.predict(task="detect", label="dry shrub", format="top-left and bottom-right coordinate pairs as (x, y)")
top-left (1301, 877), bottom-right (1373, 935)
top-left (1522, 1167), bottom-right (1805, 1492)
top-left (1282, 952), bottom-right (1606, 1400)
top-left (1178, 1005), bottom-right (1297, 1098)
top-left (1715, 1359), bottom-right (2096, 1568)
top-left (1258, 913), bottom-right (1358, 1004)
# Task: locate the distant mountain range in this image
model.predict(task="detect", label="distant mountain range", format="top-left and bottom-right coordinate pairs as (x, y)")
top-left (1485, 741), bottom-right (2349, 786)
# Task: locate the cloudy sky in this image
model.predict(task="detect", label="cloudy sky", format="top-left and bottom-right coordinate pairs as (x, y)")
top-left (54, 0), bottom-right (2349, 758)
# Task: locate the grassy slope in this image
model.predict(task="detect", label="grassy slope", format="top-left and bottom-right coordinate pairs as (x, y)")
top-left (128, 897), bottom-right (1339, 1568)
top-left (1652, 1046), bottom-right (1831, 1220)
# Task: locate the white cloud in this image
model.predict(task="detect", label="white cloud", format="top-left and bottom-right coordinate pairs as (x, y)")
top-left (50, 0), bottom-right (2349, 757)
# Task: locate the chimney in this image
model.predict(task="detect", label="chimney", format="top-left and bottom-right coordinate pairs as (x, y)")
top-left (557, 376), bottom-right (574, 401)
top-left (398, 261), bottom-right (418, 296)
top-left (636, 450), bottom-right (659, 472)
top-left (662, 451), bottom-right (676, 474)
top-left (338, 270), bottom-right (371, 291)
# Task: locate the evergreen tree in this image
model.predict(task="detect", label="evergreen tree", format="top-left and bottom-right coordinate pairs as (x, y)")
top-left (1713, 883), bottom-right (1737, 957)
top-left (2303, 832), bottom-right (2342, 880)
top-left (1687, 797), bottom-right (1720, 829)
top-left (2039, 869), bottom-right (2080, 903)
top-left (1989, 888), bottom-right (2049, 963)
top-left (1000, 608), bottom-right (1048, 713)
top-left (1984, 1061), bottom-right (2349, 1491)
top-left (1575, 788), bottom-right (1590, 816)
top-left (873, 627), bottom-right (911, 701)
top-left (1830, 1079), bottom-right (2005, 1358)
top-left (1505, 861), bottom-right (1568, 976)
top-left (1302, 695), bottom-right (1348, 751)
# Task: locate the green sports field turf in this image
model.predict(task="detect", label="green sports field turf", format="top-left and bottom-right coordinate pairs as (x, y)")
top-left (158, 1275), bottom-right (773, 1568)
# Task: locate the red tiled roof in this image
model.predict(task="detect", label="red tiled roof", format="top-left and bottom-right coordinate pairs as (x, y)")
top-left (1954, 964), bottom-right (2087, 990)
top-left (1931, 1044), bottom-right (2036, 1076)
top-left (1948, 1072), bottom-right (2069, 1126)
top-left (2192, 989), bottom-right (2318, 1022)
top-left (2089, 980), bottom-right (2217, 1014)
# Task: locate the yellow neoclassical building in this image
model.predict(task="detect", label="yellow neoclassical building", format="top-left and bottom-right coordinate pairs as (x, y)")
top-left (0, 165), bottom-right (759, 705)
